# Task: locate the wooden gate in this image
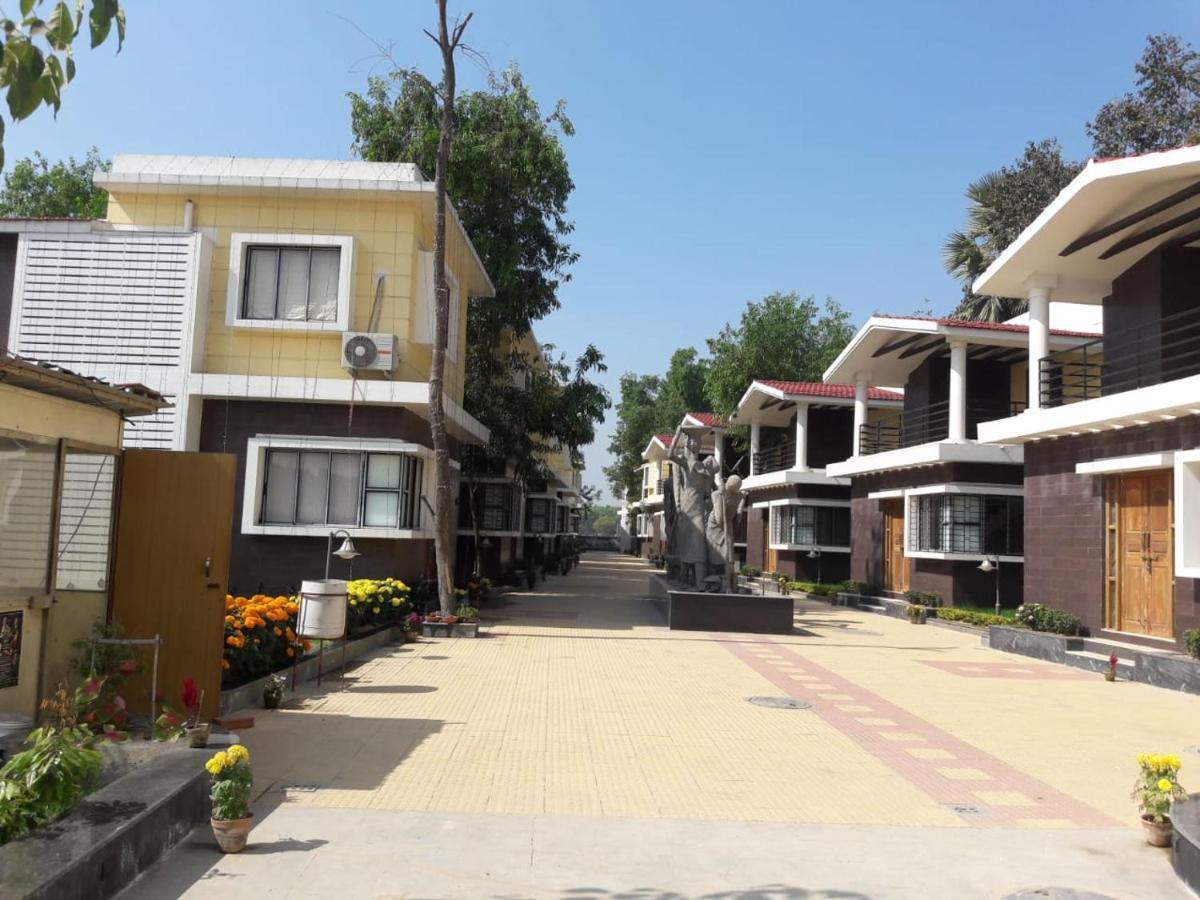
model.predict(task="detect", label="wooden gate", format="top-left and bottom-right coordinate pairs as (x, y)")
top-left (1108, 470), bottom-right (1173, 638)
top-left (883, 499), bottom-right (909, 593)
top-left (110, 450), bottom-right (235, 720)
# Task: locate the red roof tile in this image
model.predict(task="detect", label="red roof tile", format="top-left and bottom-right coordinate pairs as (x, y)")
top-left (685, 412), bottom-right (726, 427)
top-left (756, 380), bottom-right (903, 401)
top-left (653, 433), bottom-right (674, 447)
top-left (877, 314), bottom-right (1099, 340)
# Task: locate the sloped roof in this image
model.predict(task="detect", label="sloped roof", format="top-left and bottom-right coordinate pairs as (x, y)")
top-left (757, 380), bottom-right (904, 401)
top-left (683, 411), bottom-right (725, 428)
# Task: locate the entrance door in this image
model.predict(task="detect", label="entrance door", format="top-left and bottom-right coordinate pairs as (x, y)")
top-left (110, 450), bottom-right (236, 720)
top-left (883, 499), bottom-right (909, 593)
top-left (763, 511), bottom-right (778, 573)
top-left (1111, 470), bottom-right (1173, 638)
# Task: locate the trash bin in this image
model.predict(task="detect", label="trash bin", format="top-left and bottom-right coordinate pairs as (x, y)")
top-left (297, 579), bottom-right (348, 640)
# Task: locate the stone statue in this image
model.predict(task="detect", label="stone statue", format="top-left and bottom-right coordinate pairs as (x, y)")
top-left (706, 473), bottom-right (743, 565)
top-left (669, 435), bottom-right (716, 585)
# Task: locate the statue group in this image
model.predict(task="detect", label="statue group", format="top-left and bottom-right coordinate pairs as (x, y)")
top-left (666, 435), bottom-right (742, 589)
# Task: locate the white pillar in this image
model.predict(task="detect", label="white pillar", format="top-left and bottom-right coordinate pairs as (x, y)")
top-left (1027, 285), bottom-right (1051, 411)
top-left (948, 340), bottom-right (968, 442)
top-left (793, 403), bottom-right (809, 470)
top-left (750, 421), bottom-right (761, 474)
top-left (714, 430), bottom-right (725, 475)
top-left (852, 376), bottom-right (869, 456)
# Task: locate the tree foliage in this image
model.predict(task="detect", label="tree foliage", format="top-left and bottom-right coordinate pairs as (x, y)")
top-left (349, 60), bottom-right (605, 485)
top-left (0, 1), bottom-right (125, 170)
top-left (0, 148), bottom-right (107, 217)
top-left (603, 372), bottom-right (663, 503)
top-left (704, 293), bottom-right (854, 417)
top-left (944, 140), bottom-right (1082, 321)
top-left (1088, 34), bottom-right (1200, 158)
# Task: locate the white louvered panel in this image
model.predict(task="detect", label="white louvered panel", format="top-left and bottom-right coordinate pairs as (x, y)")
top-left (55, 453), bottom-right (117, 591)
top-left (120, 401), bottom-right (177, 450)
top-left (0, 440), bottom-right (56, 593)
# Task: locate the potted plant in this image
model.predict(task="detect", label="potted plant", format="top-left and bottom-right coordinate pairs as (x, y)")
top-left (1132, 753), bottom-right (1187, 846)
top-left (1104, 653), bottom-right (1118, 682)
top-left (777, 575), bottom-right (791, 596)
top-left (907, 604), bottom-right (927, 625)
top-left (454, 605), bottom-right (479, 623)
top-left (206, 745), bottom-right (254, 853)
top-left (181, 677), bottom-right (209, 747)
top-left (263, 673), bottom-right (285, 710)
top-left (403, 612), bottom-right (422, 642)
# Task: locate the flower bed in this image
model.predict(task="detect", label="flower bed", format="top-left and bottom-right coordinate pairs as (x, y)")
top-left (347, 578), bottom-right (413, 633)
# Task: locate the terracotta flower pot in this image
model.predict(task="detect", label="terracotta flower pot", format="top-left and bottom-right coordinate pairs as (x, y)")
top-left (263, 691), bottom-right (282, 710)
top-left (211, 815), bottom-right (253, 853)
top-left (1104, 671), bottom-right (1117, 682)
top-left (187, 724), bottom-right (210, 748)
top-left (404, 630), bottom-right (419, 642)
top-left (1141, 814), bottom-right (1174, 847)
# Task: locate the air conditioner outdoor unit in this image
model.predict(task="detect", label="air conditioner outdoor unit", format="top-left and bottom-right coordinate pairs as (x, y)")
top-left (341, 332), bottom-right (397, 372)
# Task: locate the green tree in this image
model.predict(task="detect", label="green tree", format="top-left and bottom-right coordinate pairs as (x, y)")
top-left (654, 347), bottom-right (712, 429)
top-left (1088, 34), bottom-right (1200, 158)
top-left (704, 293), bottom-right (855, 417)
top-left (604, 372), bottom-right (662, 503)
top-left (0, 2), bottom-right (125, 169)
top-left (0, 148), bottom-right (107, 217)
top-left (944, 140), bottom-right (1082, 321)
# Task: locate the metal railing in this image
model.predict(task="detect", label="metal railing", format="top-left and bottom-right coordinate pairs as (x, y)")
top-left (1040, 305), bottom-right (1200, 408)
top-left (751, 444), bottom-right (796, 475)
top-left (858, 400), bottom-right (1022, 455)
top-left (642, 478), bottom-right (666, 499)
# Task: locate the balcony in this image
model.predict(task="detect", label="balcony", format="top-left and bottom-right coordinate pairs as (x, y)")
top-left (1040, 305), bottom-right (1200, 408)
top-left (858, 400), bottom-right (1024, 455)
top-left (752, 444), bottom-right (795, 475)
top-left (642, 478), bottom-right (666, 499)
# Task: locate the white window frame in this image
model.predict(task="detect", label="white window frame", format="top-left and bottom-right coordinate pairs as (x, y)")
top-left (1175, 449), bottom-right (1200, 578)
top-left (767, 499), bottom-right (851, 552)
top-left (226, 233), bottom-right (354, 332)
top-left (902, 483), bottom-right (1024, 562)
top-left (242, 435), bottom-right (435, 538)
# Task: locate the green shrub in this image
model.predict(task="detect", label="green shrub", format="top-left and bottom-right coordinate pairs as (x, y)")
top-left (739, 565), bottom-right (761, 578)
top-left (904, 590), bottom-right (942, 608)
top-left (932, 608), bottom-right (1015, 628)
top-left (1185, 629), bottom-right (1200, 660)
top-left (0, 722), bottom-right (102, 845)
top-left (1015, 603), bottom-right (1082, 636)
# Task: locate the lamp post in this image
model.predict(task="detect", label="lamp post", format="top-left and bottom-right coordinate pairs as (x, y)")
top-left (978, 555), bottom-right (1000, 616)
top-left (807, 547), bottom-right (822, 585)
top-left (325, 529), bottom-right (360, 580)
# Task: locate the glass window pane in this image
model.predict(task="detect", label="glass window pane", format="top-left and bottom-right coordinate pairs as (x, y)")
top-left (262, 451), bottom-right (298, 523)
top-left (366, 454), bottom-right (400, 489)
top-left (328, 453), bottom-right (361, 525)
top-left (308, 248), bottom-right (340, 322)
top-left (55, 452), bottom-right (117, 591)
top-left (296, 452), bottom-right (330, 524)
top-left (0, 438), bottom-right (56, 594)
top-left (364, 492), bottom-right (398, 527)
top-left (278, 249), bottom-right (311, 321)
top-left (244, 248), bottom-right (278, 319)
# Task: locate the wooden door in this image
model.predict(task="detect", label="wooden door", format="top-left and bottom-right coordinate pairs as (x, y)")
top-left (763, 512), bottom-right (778, 573)
top-left (110, 450), bottom-right (236, 720)
top-left (1112, 470), bottom-right (1173, 638)
top-left (883, 500), bottom-right (909, 593)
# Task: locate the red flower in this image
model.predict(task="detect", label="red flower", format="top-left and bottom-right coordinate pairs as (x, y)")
top-left (181, 677), bottom-right (198, 712)
top-left (118, 659), bottom-right (137, 677)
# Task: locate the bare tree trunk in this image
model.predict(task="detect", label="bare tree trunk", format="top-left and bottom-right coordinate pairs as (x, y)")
top-left (427, 0), bottom-right (473, 614)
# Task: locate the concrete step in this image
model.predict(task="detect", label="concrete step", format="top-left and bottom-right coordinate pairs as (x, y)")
top-left (1064, 648), bottom-right (1137, 675)
top-left (1081, 635), bottom-right (1174, 660)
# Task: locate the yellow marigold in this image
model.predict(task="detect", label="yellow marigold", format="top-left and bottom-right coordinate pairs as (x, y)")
top-left (391, 598), bottom-right (401, 607)
top-left (227, 744), bottom-right (250, 764)
top-left (1158, 778), bottom-right (1173, 791)
top-left (205, 751), bottom-right (228, 775)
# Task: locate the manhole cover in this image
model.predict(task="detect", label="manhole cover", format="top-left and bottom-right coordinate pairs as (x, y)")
top-left (1003, 890), bottom-right (1116, 900)
top-left (280, 783), bottom-right (322, 792)
top-left (942, 803), bottom-right (986, 817)
top-left (746, 696), bottom-right (812, 710)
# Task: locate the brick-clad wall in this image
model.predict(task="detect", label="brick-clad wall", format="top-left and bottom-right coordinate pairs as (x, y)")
top-left (746, 506), bottom-right (765, 570)
top-left (1024, 416), bottom-right (1200, 648)
top-left (199, 398), bottom-right (448, 595)
top-left (849, 463), bottom-right (1024, 606)
top-left (744, 481), bottom-right (852, 577)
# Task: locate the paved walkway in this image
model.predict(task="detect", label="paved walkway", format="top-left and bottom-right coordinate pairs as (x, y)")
top-left (125, 553), bottom-right (1199, 898)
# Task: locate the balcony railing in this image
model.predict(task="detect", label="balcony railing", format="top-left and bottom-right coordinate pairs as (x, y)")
top-left (642, 478), bottom-right (666, 498)
top-left (1040, 305), bottom-right (1200, 408)
top-left (751, 444), bottom-right (796, 475)
top-left (858, 400), bottom-right (1023, 455)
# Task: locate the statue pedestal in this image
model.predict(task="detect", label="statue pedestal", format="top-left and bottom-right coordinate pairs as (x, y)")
top-left (647, 573), bottom-right (794, 635)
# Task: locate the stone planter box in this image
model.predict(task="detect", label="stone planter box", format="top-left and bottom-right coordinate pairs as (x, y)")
top-left (421, 621), bottom-right (481, 638)
top-left (219, 626), bottom-right (403, 714)
top-left (1174, 795), bottom-right (1200, 895)
top-left (0, 745), bottom-right (206, 899)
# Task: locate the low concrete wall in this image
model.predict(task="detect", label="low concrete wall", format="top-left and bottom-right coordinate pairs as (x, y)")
top-left (220, 626), bottom-right (403, 714)
top-left (0, 745), bottom-right (207, 900)
top-left (987, 625), bottom-right (1078, 663)
top-left (668, 590), bottom-right (793, 634)
top-left (1174, 795), bottom-right (1200, 895)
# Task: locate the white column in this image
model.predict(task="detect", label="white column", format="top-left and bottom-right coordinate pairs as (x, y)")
top-left (1027, 285), bottom-right (1051, 411)
top-left (713, 430), bottom-right (725, 475)
top-left (749, 421), bottom-right (761, 474)
top-left (948, 340), bottom-right (968, 442)
top-left (793, 403), bottom-right (809, 470)
top-left (852, 376), bottom-right (869, 456)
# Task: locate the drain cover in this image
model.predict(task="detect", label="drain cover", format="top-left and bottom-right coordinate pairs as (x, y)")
top-left (1002, 891), bottom-right (1116, 900)
top-left (746, 696), bottom-right (812, 710)
top-left (280, 783), bottom-right (322, 792)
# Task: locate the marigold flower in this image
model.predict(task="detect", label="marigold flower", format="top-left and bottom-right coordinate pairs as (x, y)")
top-left (1158, 778), bottom-right (1173, 791)
top-left (286, 647), bottom-right (294, 657)
top-left (227, 744), bottom-right (250, 764)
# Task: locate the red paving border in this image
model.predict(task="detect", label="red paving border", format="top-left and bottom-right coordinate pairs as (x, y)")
top-left (721, 637), bottom-right (1116, 828)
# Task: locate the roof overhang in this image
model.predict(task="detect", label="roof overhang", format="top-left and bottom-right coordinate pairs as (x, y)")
top-left (0, 355), bottom-right (167, 417)
top-left (822, 316), bottom-right (1098, 386)
top-left (974, 145), bottom-right (1200, 302)
top-left (825, 440), bottom-right (1024, 478)
top-left (730, 380), bottom-right (903, 426)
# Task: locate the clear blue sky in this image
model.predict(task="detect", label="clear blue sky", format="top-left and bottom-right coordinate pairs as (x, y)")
top-left (11, 0), bottom-right (1199, 498)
